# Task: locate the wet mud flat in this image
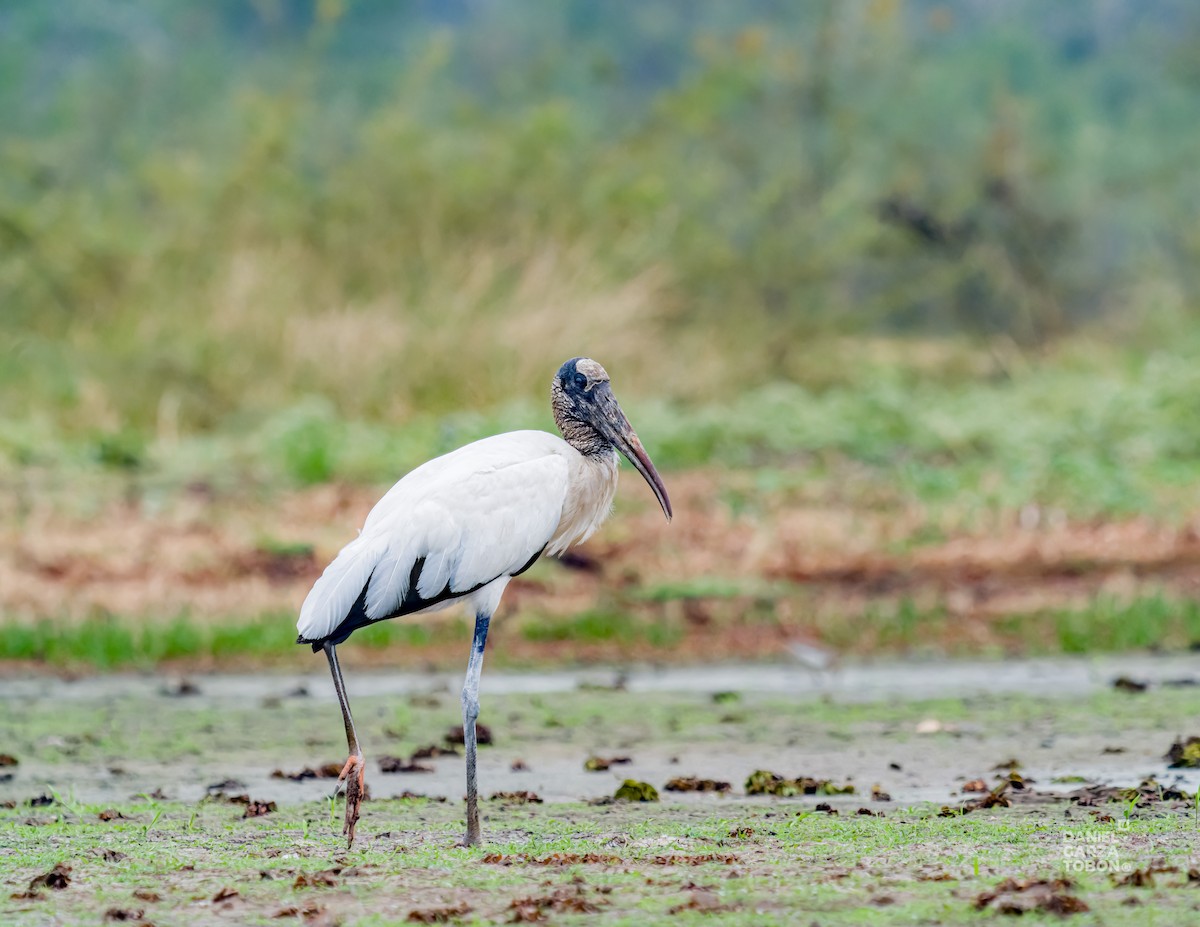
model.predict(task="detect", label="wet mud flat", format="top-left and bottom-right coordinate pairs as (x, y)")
top-left (2, 655), bottom-right (1198, 807)
top-left (2, 657), bottom-right (1200, 924)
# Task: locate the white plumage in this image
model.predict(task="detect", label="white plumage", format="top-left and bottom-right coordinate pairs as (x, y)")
top-left (299, 357), bottom-right (670, 849)
top-left (296, 430), bottom-right (618, 644)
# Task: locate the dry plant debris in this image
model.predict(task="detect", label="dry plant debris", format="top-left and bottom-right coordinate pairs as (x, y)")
top-left (407, 901), bottom-right (473, 923)
top-left (378, 757), bottom-right (434, 774)
top-left (411, 744), bottom-right (459, 759)
top-left (974, 878), bottom-right (1089, 916)
top-left (243, 799), bottom-right (277, 817)
top-left (293, 869), bottom-right (341, 889)
top-left (488, 791), bottom-right (543, 804)
top-left (1068, 777), bottom-right (1193, 807)
top-left (508, 886), bottom-right (604, 921)
top-left (270, 763), bottom-right (342, 780)
top-left (584, 755), bottom-right (632, 771)
top-left (1165, 736), bottom-right (1200, 768)
top-left (745, 769), bottom-right (855, 796)
top-left (664, 776), bottom-right (731, 793)
top-left (445, 724), bottom-right (492, 746)
top-left (482, 853), bottom-right (623, 866)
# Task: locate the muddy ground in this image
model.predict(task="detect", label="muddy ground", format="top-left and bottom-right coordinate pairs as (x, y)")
top-left (2, 659), bottom-right (1199, 925)
top-left (2, 656), bottom-right (1199, 808)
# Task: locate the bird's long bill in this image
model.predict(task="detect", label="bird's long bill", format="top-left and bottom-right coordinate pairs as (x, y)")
top-left (597, 390), bottom-right (672, 521)
top-left (616, 428), bottom-right (673, 521)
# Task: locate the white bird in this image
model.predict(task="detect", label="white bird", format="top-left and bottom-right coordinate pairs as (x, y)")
top-left (296, 358), bottom-right (672, 846)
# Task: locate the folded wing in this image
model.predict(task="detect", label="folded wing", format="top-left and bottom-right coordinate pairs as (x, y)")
top-left (297, 432), bottom-right (570, 645)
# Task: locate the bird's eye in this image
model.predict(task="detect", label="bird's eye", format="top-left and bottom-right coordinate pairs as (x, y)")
top-left (573, 373), bottom-right (588, 390)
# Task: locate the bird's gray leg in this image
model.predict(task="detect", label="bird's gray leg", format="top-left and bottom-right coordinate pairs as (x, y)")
top-left (461, 611), bottom-right (491, 847)
top-left (323, 641), bottom-right (365, 847)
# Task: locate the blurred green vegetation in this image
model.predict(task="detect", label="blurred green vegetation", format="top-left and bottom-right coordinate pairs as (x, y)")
top-left (7, 342), bottom-right (1200, 517)
top-left (2, 1), bottom-right (1200, 507)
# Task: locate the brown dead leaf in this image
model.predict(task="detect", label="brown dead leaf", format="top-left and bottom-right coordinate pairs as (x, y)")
top-left (28, 863), bottom-right (72, 891)
top-left (482, 852), bottom-right (622, 866)
top-left (98, 808), bottom-right (126, 821)
top-left (294, 869), bottom-right (341, 889)
top-left (132, 889), bottom-right (162, 902)
top-left (508, 887), bottom-right (602, 920)
top-left (488, 791), bottom-right (543, 804)
top-left (103, 908), bottom-right (144, 922)
top-left (411, 744), bottom-right (459, 759)
top-left (1114, 868), bottom-right (1156, 888)
top-left (270, 763), bottom-right (342, 781)
top-left (1068, 777), bottom-right (1193, 807)
top-left (445, 724), bottom-right (492, 746)
top-left (393, 790), bottom-right (446, 802)
top-left (243, 799), bottom-right (277, 817)
top-left (273, 902), bottom-right (325, 919)
top-left (212, 887), bottom-right (239, 903)
top-left (975, 878), bottom-right (1088, 916)
top-left (664, 776), bottom-right (731, 793)
top-left (378, 756), bottom-right (434, 774)
top-left (407, 901), bottom-right (472, 923)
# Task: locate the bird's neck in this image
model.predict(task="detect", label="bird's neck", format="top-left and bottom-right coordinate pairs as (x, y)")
top-left (552, 386), bottom-right (611, 458)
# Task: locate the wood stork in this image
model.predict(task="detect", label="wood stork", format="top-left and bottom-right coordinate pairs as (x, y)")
top-left (296, 358), bottom-right (672, 846)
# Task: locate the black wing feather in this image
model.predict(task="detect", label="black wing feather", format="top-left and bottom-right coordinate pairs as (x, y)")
top-left (298, 547), bottom-right (545, 651)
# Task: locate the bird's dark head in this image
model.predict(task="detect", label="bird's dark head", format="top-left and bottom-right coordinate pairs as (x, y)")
top-left (556, 357), bottom-right (610, 399)
top-left (552, 357), bottom-right (672, 521)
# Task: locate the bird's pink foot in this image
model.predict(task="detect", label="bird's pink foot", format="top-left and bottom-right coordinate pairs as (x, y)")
top-left (338, 754), bottom-right (366, 846)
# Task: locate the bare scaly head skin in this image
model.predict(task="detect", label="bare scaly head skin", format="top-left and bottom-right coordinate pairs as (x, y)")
top-left (552, 357), bottom-right (672, 521)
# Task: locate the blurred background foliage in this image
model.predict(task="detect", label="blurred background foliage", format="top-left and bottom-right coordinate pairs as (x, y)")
top-left (2, 0), bottom-right (1200, 494)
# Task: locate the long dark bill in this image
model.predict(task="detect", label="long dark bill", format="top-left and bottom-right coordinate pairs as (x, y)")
top-left (595, 388), bottom-right (672, 521)
top-left (615, 427), bottom-right (673, 521)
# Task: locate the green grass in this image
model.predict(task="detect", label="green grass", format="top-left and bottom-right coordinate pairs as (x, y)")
top-left (3, 682), bottom-right (1199, 925)
top-left (0, 612), bottom-right (476, 670)
top-left (5, 592), bottom-right (1200, 669)
top-left (2, 799), bottom-right (1196, 926)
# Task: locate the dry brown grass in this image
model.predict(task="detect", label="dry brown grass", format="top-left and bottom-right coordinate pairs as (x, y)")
top-left (5, 468), bottom-right (1200, 667)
